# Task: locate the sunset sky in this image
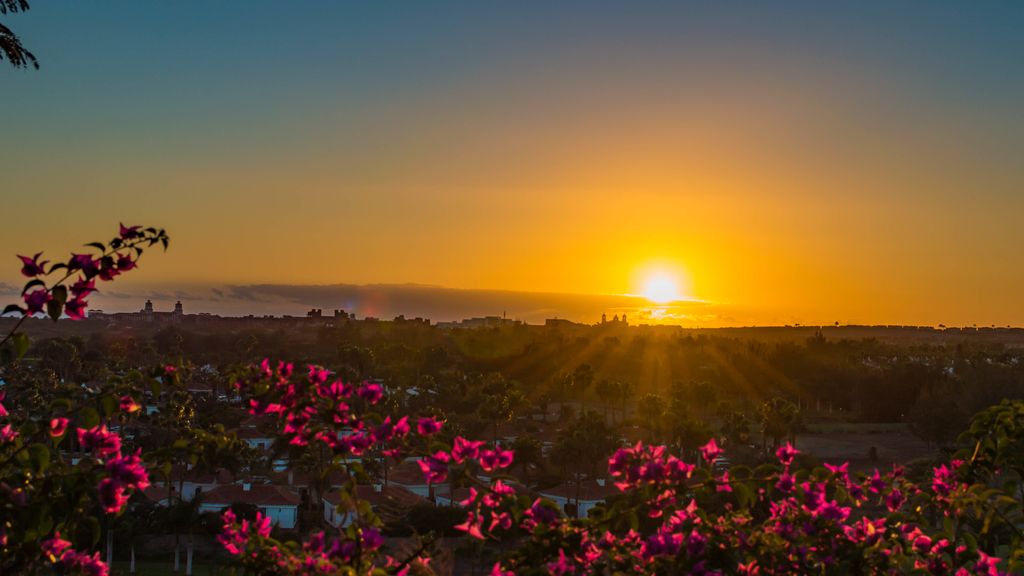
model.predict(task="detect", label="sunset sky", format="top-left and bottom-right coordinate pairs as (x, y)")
top-left (3, 2), bottom-right (1024, 326)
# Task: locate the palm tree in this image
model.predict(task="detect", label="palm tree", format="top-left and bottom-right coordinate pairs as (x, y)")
top-left (594, 379), bottom-right (614, 422)
top-left (638, 393), bottom-right (665, 442)
top-left (551, 411), bottom-right (618, 517)
top-left (1, 1), bottom-right (38, 69)
top-left (510, 436), bottom-right (543, 486)
top-left (759, 397), bottom-right (802, 451)
top-left (612, 381), bottom-right (635, 425)
top-left (570, 364), bottom-right (594, 412)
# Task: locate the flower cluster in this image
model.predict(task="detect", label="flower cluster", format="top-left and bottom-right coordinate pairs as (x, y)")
top-left (222, 356), bottom-right (1018, 575)
top-left (41, 533), bottom-right (108, 576)
top-left (9, 224), bottom-right (168, 321)
top-left (220, 507), bottom-right (409, 575)
top-left (490, 439), bottom-right (1007, 576)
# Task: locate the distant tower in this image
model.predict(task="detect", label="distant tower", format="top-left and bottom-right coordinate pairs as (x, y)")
top-left (622, 313), bottom-right (628, 325)
top-left (143, 300), bottom-right (154, 321)
top-left (173, 301), bottom-right (183, 315)
top-left (601, 313), bottom-right (607, 324)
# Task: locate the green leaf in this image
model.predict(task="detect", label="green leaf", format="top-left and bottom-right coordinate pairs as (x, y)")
top-left (46, 299), bottom-right (62, 321)
top-left (100, 395), bottom-right (117, 417)
top-left (12, 333), bottom-right (29, 359)
top-left (734, 482), bottom-right (752, 509)
top-left (79, 407), bottom-right (100, 428)
top-left (85, 242), bottom-right (106, 251)
top-left (21, 278), bottom-right (45, 294)
top-left (85, 516), bottom-right (101, 547)
top-left (51, 285), bottom-right (67, 306)
top-left (49, 397), bottom-right (72, 412)
top-left (28, 443), bottom-right (50, 473)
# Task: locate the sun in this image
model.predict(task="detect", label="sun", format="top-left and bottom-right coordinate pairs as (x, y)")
top-left (641, 273), bottom-right (682, 304)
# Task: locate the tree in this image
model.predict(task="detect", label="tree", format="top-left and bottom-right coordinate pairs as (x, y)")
top-left (551, 411), bottom-right (618, 516)
top-left (1, 0), bottom-right (37, 69)
top-left (759, 397), bottom-right (802, 450)
top-left (720, 410), bottom-right (752, 446)
top-left (510, 435), bottom-right (543, 485)
top-left (570, 363), bottom-right (594, 412)
top-left (638, 393), bottom-right (665, 442)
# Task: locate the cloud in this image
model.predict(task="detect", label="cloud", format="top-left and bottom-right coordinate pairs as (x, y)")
top-left (79, 282), bottom-right (752, 326)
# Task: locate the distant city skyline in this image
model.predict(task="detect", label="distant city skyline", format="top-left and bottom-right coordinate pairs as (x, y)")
top-left (1, 280), bottom-right (1013, 329)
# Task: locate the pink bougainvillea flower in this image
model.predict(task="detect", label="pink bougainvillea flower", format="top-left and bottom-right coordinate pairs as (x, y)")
top-left (357, 382), bottom-right (383, 404)
top-left (716, 470), bottom-right (733, 492)
top-left (23, 288), bottom-right (52, 315)
top-left (452, 436), bottom-right (485, 463)
top-left (42, 532), bottom-right (73, 561)
top-left (416, 417), bottom-right (443, 436)
top-left (97, 258), bottom-right (120, 281)
top-left (0, 424), bottom-right (18, 443)
top-left (455, 511), bottom-right (486, 539)
top-left (253, 512), bottom-right (272, 538)
top-left (699, 438), bottom-right (722, 464)
top-left (479, 447), bottom-right (515, 472)
top-left (50, 417), bottom-right (69, 438)
top-left (64, 296), bottom-right (88, 320)
top-left (776, 442), bottom-right (799, 467)
top-left (417, 451), bottom-right (450, 484)
top-left (491, 563), bottom-right (515, 576)
top-left (119, 395), bottom-right (141, 414)
top-left (0, 391), bottom-right (7, 417)
top-left (307, 365), bottom-right (330, 385)
top-left (886, 489), bottom-right (905, 512)
top-left (933, 464), bottom-right (956, 497)
top-left (69, 254), bottom-right (100, 277)
top-left (868, 469), bottom-right (887, 493)
top-left (77, 425), bottom-right (121, 456)
top-left (115, 254), bottom-right (137, 272)
top-left (69, 276), bottom-right (96, 298)
top-left (18, 252), bottom-right (48, 277)
top-left (97, 478), bottom-right (130, 513)
top-left (775, 470), bottom-right (795, 493)
top-left (361, 527), bottom-right (383, 550)
top-left (119, 223), bottom-right (143, 239)
top-left (392, 416), bottom-right (410, 437)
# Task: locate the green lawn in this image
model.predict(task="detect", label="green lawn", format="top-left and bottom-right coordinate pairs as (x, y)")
top-left (108, 560), bottom-right (223, 576)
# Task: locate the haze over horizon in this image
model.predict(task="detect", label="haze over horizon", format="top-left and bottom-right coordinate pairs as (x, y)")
top-left (4, 2), bottom-right (1024, 327)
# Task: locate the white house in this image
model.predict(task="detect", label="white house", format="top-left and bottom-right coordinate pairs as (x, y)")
top-left (198, 483), bottom-right (302, 530)
top-left (165, 467), bottom-right (234, 502)
top-left (538, 478), bottom-right (619, 518)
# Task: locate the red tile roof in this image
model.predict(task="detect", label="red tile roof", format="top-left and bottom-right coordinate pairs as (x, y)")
top-left (267, 469), bottom-right (350, 488)
top-left (539, 480), bottom-right (619, 501)
top-left (386, 460), bottom-right (428, 486)
top-left (200, 484), bottom-right (301, 506)
top-left (166, 466), bottom-right (234, 485)
top-left (324, 485), bottom-right (425, 508)
top-left (142, 485), bottom-right (172, 502)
